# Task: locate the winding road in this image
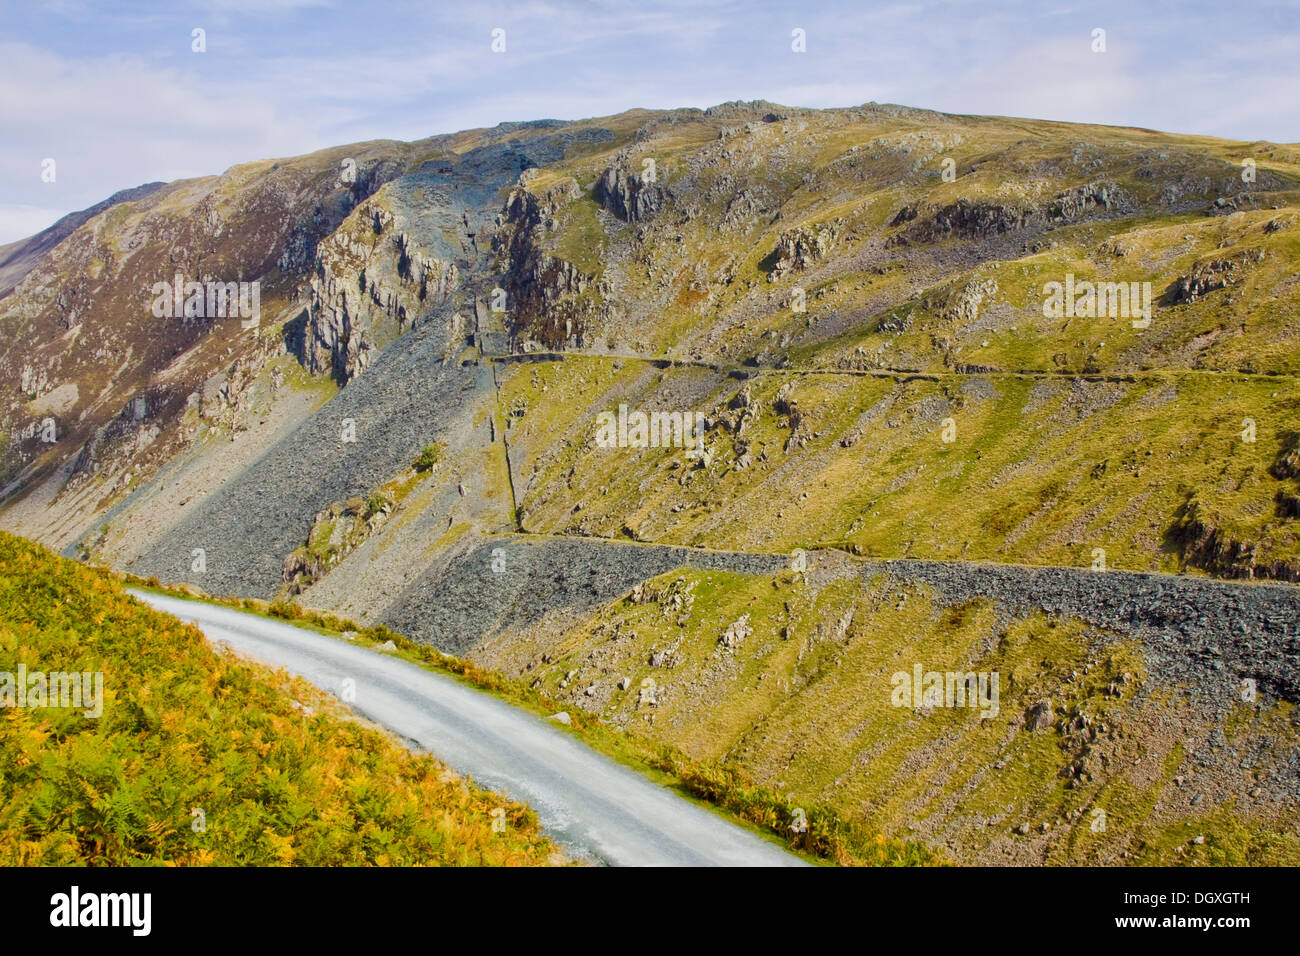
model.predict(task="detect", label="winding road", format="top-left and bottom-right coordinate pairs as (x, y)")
top-left (130, 589), bottom-right (804, 867)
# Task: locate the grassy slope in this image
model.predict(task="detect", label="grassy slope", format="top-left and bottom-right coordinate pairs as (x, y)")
top-left (134, 574), bottom-right (939, 866)
top-left (490, 107), bottom-right (1300, 578)
top-left (21, 104), bottom-right (1300, 866)
top-left (500, 357), bottom-right (1300, 577)
top-left (473, 562), bottom-right (1300, 866)
top-left (0, 531), bottom-right (559, 865)
top-left (471, 111), bottom-right (1300, 864)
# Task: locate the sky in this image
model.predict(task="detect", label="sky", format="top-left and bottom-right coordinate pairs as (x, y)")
top-left (1, 0), bottom-right (1297, 243)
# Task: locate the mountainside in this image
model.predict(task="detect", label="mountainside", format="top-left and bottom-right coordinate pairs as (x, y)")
top-left (0, 118), bottom-right (622, 552)
top-left (2, 100), bottom-right (1298, 864)
top-left (462, 543), bottom-right (1300, 864)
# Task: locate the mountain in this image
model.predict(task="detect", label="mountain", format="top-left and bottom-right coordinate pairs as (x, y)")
top-left (2, 100), bottom-right (1298, 864)
top-left (0, 182), bottom-right (167, 300)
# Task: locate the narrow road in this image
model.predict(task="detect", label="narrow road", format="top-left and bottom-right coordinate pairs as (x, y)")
top-left (130, 590), bottom-right (804, 867)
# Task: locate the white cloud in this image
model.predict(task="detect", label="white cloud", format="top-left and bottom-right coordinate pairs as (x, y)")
top-left (0, 41), bottom-right (321, 226)
top-left (933, 35), bottom-right (1141, 128)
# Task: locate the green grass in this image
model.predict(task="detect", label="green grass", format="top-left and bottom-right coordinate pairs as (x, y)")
top-left (414, 443), bottom-right (443, 472)
top-left (498, 356), bottom-right (1300, 577)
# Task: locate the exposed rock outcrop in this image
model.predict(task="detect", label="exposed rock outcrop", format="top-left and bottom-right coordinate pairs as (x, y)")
top-left (940, 276), bottom-right (999, 324)
top-left (494, 185), bottom-right (598, 349)
top-left (296, 201), bottom-right (457, 382)
top-left (891, 181), bottom-right (1133, 245)
top-left (766, 219), bottom-right (844, 278)
top-left (1172, 248), bottom-right (1267, 303)
top-left (595, 153), bottom-right (667, 222)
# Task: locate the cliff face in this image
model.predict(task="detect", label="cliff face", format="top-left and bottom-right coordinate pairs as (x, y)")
top-left (493, 183), bottom-right (601, 350)
top-left (595, 153), bottom-right (667, 222)
top-left (294, 199), bottom-right (459, 382)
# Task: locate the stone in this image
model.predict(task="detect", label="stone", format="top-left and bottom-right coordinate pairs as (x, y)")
top-left (1026, 698), bottom-right (1054, 731)
top-left (719, 614), bottom-right (752, 651)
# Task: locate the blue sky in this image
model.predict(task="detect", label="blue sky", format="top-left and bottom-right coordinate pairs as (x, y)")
top-left (2, 0), bottom-right (1297, 242)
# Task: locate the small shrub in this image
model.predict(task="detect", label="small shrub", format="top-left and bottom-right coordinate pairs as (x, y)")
top-left (413, 444), bottom-right (442, 472)
top-left (269, 597), bottom-right (303, 620)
